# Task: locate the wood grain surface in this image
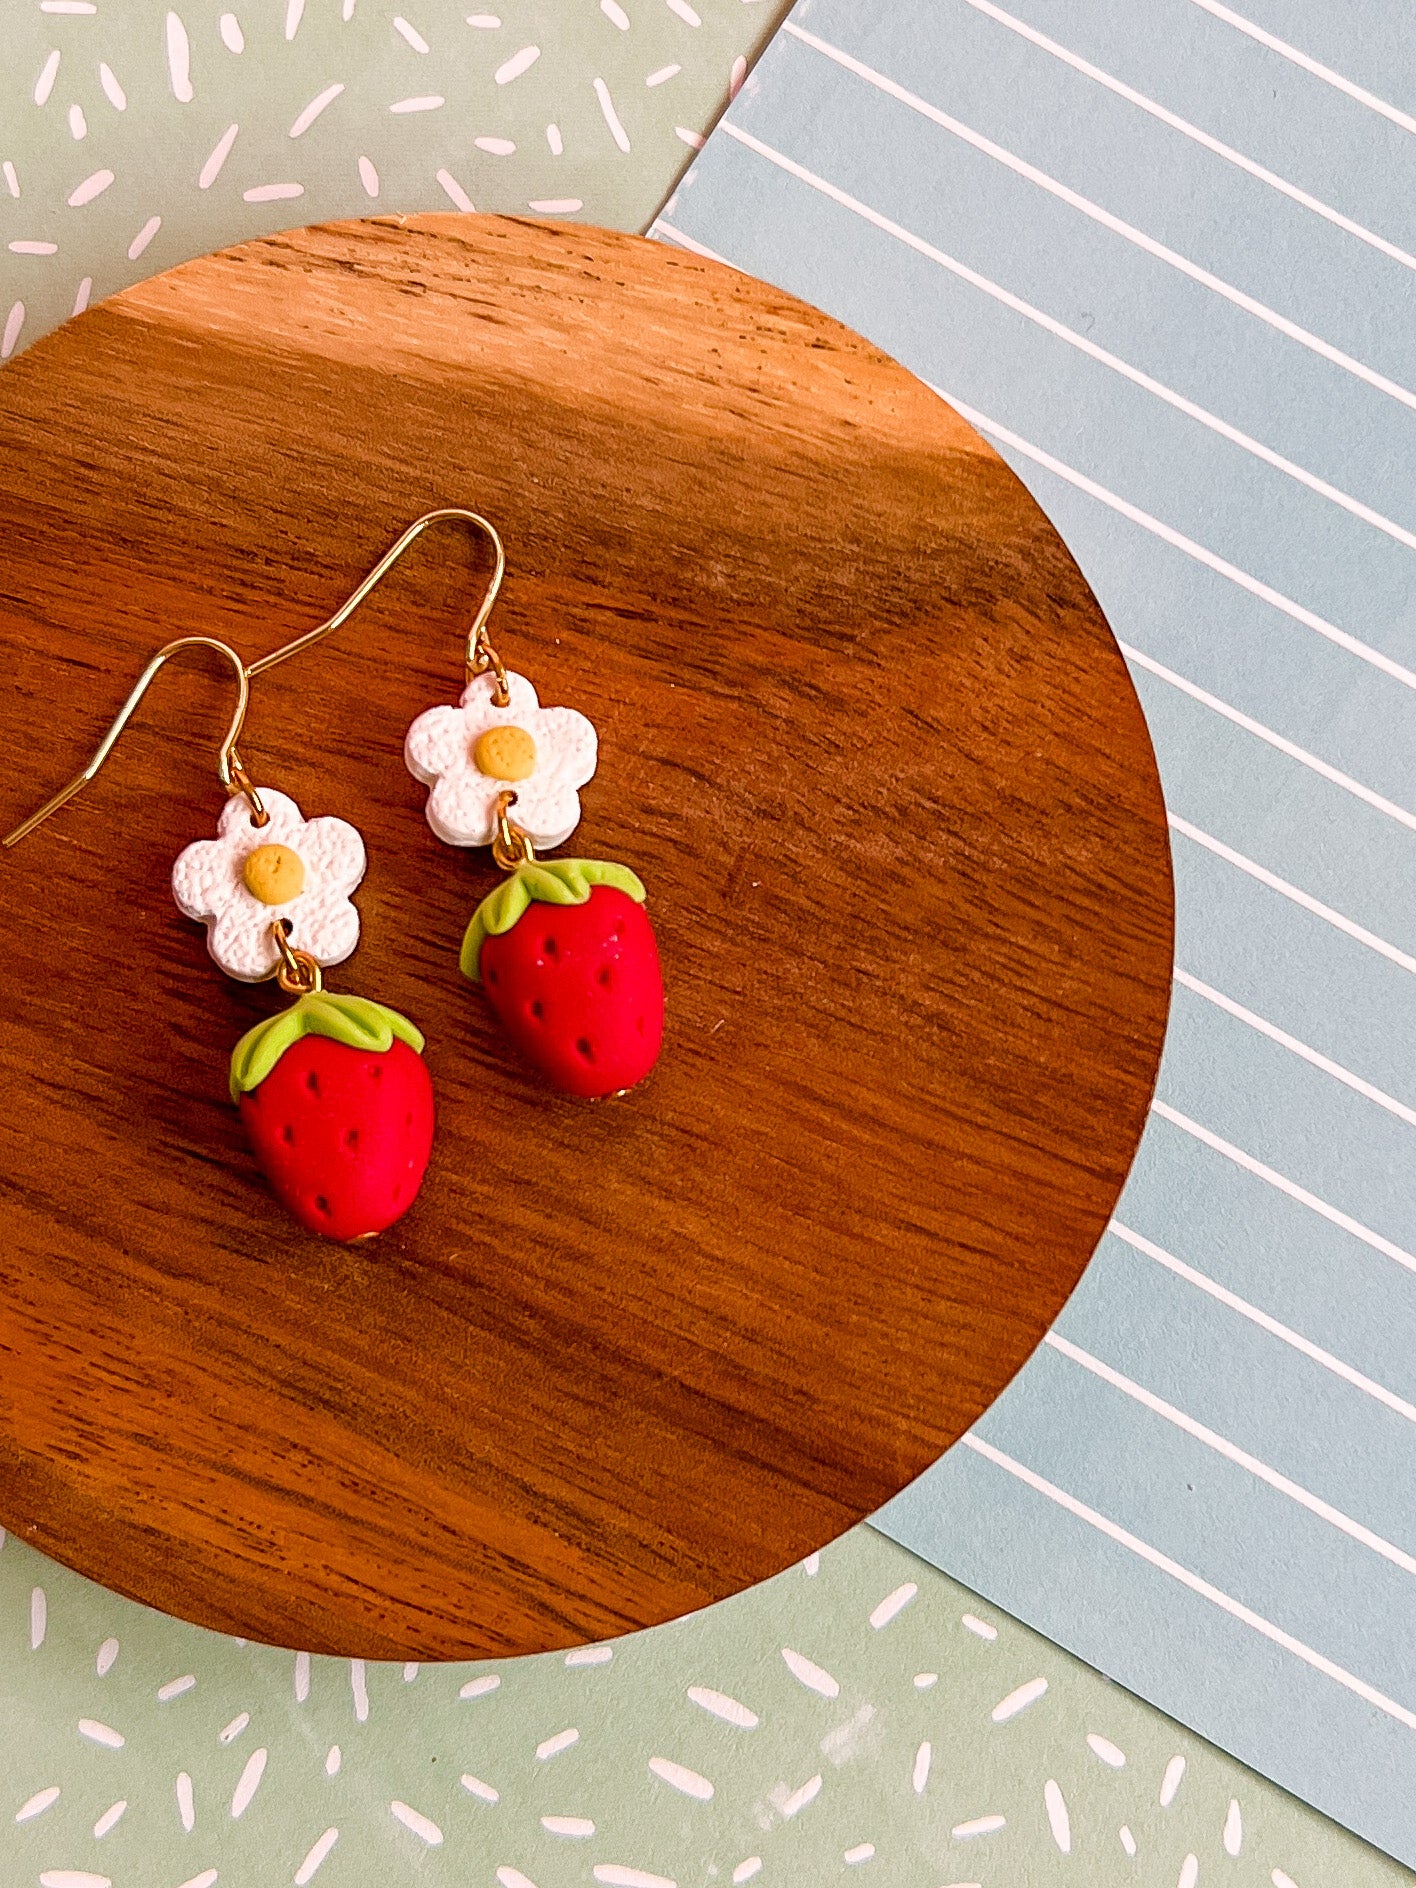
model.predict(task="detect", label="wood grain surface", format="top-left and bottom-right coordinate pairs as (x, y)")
top-left (0, 215), bottom-right (1172, 1659)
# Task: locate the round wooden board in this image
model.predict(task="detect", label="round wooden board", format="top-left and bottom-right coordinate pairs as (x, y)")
top-left (0, 215), bottom-right (1172, 1659)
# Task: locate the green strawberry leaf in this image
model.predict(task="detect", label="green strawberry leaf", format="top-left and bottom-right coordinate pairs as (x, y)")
top-left (229, 991), bottom-right (426, 1102)
top-left (460, 858), bottom-right (646, 982)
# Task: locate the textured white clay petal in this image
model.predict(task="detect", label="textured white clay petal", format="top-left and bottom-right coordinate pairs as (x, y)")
top-left (425, 768), bottom-right (502, 848)
top-left (507, 778), bottom-right (584, 851)
top-left (171, 836), bottom-right (237, 922)
top-left (530, 704), bottom-right (598, 788)
top-left (217, 784), bottom-right (304, 844)
top-left (458, 668), bottom-right (540, 718)
top-left (284, 887), bottom-right (360, 967)
top-left (404, 704), bottom-right (472, 784)
top-left (209, 902), bottom-right (284, 982)
top-left (461, 703), bottom-right (527, 747)
top-left (298, 815), bottom-right (366, 899)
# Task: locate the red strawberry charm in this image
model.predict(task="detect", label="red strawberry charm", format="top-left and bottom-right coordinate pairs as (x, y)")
top-left (229, 991), bottom-right (435, 1240)
top-left (461, 859), bottom-right (663, 1098)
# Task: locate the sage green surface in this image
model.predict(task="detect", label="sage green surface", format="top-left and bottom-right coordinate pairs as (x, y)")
top-left (0, 5), bottom-right (1403, 1882)
top-left (0, 0), bottom-right (786, 358)
top-left (1, 1525), bottom-right (1402, 1887)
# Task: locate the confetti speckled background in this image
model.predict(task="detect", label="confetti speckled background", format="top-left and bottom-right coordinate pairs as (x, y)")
top-left (0, 6), bottom-right (1408, 1883)
top-left (3, 1525), bottom-right (1406, 1887)
top-left (0, 0), bottom-right (784, 355)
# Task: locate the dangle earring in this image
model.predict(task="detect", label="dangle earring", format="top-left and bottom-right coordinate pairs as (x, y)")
top-left (249, 509), bottom-right (665, 1100)
top-left (5, 636), bottom-right (436, 1241)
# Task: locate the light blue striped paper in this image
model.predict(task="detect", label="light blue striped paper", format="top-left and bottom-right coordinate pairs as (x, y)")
top-left (655, 0), bottom-right (1416, 1861)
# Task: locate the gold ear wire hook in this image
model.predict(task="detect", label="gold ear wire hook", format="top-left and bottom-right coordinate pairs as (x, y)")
top-left (246, 507), bottom-right (510, 704)
top-left (3, 634), bottom-right (266, 849)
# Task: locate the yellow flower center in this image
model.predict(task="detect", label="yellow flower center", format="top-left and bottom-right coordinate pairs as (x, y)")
top-left (242, 843), bottom-right (306, 906)
top-left (473, 724), bottom-right (537, 782)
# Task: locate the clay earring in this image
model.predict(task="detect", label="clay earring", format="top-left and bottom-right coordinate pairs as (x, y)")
top-left (248, 508), bottom-right (665, 1099)
top-left (4, 636), bottom-right (436, 1241)
top-left (403, 519), bottom-right (666, 1100)
top-left (251, 509), bottom-right (672, 1102)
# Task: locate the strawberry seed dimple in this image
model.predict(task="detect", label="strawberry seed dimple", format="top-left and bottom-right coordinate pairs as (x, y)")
top-left (343, 1128), bottom-right (359, 1151)
top-left (543, 935), bottom-right (559, 957)
top-left (283, 1123), bottom-right (296, 1144)
top-left (597, 966), bottom-right (612, 987)
top-left (529, 999), bottom-right (544, 1021)
top-left (575, 1037), bottom-right (595, 1062)
top-left (305, 1070), bottom-right (320, 1096)
top-left (315, 1195), bottom-right (331, 1217)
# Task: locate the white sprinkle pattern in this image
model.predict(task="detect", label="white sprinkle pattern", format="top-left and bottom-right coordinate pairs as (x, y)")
top-left (290, 83), bottom-right (345, 137)
top-left (991, 1677), bottom-right (1048, 1722)
top-left (34, 51), bottom-right (61, 107)
top-left (649, 1756), bottom-right (713, 1799)
top-left (436, 165), bottom-right (473, 208)
top-left (390, 1800), bottom-right (442, 1845)
top-left (294, 1827), bottom-right (339, 1884)
top-left (67, 169), bottom-right (113, 206)
top-left (394, 15), bottom-right (430, 51)
top-left (687, 1685), bottom-right (759, 1727)
top-left (593, 75), bottom-right (631, 151)
top-left (536, 1727), bottom-right (580, 1760)
top-left (776, 1772), bottom-right (822, 1818)
top-left (543, 1814), bottom-right (595, 1835)
top-left (230, 1746), bottom-right (266, 1818)
top-left (952, 1813), bottom-right (1006, 1838)
top-left (1045, 1779), bottom-right (1071, 1853)
top-left (496, 44), bottom-right (540, 81)
top-left (165, 12), bottom-right (192, 101)
top-left (1161, 1755), bottom-right (1187, 1807)
top-left (92, 1801), bottom-right (126, 1838)
top-left (127, 214), bottom-right (160, 259)
top-left (1225, 1797), bottom-right (1244, 1855)
top-left (868, 1581), bottom-right (917, 1629)
top-left (16, 1786), bottom-right (61, 1822)
top-left (781, 1648), bottom-right (839, 1697)
top-left (565, 1645), bottom-right (613, 1666)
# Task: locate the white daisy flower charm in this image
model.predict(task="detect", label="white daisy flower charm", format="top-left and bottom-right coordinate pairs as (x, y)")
top-left (404, 669), bottom-right (597, 851)
top-left (171, 788), bottom-right (366, 983)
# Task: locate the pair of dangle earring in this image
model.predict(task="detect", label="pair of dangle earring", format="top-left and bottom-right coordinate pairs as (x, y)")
top-left (6, 511), bottom-right (663, 1242)
top-left (4, 635), bottom-right (436, 1244)
top-left (252, 509), bottom-right (666, 1102)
